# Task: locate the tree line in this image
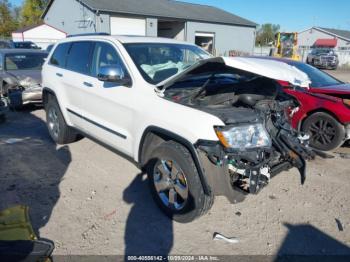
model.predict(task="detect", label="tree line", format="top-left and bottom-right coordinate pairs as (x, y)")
top-left (0, 0), bottom-right (48, 37)
top-left (255, 23), bottom-right (281, 46)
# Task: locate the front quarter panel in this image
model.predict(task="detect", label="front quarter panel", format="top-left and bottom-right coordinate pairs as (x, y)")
top-left (132, 89), bottom-right (225, 162)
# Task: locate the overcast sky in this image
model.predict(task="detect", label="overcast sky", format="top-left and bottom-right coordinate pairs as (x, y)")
top-left (10, 0), bottom-right (350, 32)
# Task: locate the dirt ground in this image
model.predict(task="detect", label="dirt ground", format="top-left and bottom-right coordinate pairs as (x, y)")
top-left (0, 70), bottom-right (350, 260)
top-left (324, 69), bottom-right (350, 83)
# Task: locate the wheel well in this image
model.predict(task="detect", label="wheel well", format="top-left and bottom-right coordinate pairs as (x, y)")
top-left (42, 88), bottom-right (56, 106)
top-left (139, 130), bottom-right (178, 167)
top-left (138, 127), bottom-right (211, 195)
top-left (301, 108), bottom-right (342, 130)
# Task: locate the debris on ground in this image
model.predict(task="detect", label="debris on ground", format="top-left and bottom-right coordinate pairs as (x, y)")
top-left (82, 224), bottom-right (98, 240)
top-left (103, 209), bottom-right (117, 220)
top-left (334, 153), bottom-right (350, 159)
top-left (213, 232), bottom-right (239, 244)
top-left (335, 218), bottom-right (344, 232)
top-left (235, 211), bottom-right (242, 217)
top-left (87, 190), bottom-right (97, 200)
top-left (269, 195), bottom-right (277, 200)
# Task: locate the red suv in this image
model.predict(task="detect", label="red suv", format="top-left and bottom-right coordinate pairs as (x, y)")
top-left (263, 58), bottom-right (350, 151)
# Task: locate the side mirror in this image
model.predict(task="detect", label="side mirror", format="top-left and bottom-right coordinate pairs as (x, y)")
top-left (97, 65), bottom-right (131, 86)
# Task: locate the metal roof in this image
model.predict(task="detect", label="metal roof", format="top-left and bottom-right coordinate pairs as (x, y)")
top-left (43, 0), bottom-right (256, 27)
top-left (318, 27), bottom-right (350, 41)
top-left (13, 23), bottom-right (45, 33)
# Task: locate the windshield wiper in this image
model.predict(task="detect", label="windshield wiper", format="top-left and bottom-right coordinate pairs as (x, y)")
top-left (192, 75), bottom-right (213, 100)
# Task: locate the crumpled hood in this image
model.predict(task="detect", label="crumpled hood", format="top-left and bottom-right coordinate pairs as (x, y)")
top-left (6, 70), bottom-right (42, 88)
top-left (157, 57), bottom-right (311, 90)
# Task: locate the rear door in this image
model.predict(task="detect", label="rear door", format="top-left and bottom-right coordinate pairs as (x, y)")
top-left (62, 41), bottom-right (94, 131)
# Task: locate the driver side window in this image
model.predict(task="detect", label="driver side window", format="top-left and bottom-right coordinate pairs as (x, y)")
top-left (91, 42), bottom-right (128, 78)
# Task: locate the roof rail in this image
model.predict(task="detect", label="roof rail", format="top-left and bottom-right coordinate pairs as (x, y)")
top-left (66, 32), bottom-right (110, 38)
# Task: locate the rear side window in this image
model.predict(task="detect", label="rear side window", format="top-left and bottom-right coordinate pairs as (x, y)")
top-left (66, 42), bottom-right (93, 74)
top-left (50, 43), bottom-right (71, 67)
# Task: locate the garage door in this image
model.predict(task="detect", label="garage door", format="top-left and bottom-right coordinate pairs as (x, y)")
top-left (110, 17), bottom-right (146, 36)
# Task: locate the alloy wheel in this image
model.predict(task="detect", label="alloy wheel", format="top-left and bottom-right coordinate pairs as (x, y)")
top-left (308, 118), bottom-right (336, 146)
top-left (153, 159), bottom-right (189, 211)
top-left (47, 106), bottom-right (60, 139)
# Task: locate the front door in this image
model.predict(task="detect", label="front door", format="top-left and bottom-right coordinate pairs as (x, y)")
top-left (75, 41), bottom-right (135, 156)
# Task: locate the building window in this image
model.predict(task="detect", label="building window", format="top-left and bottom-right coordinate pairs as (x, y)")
top-left (195, 32), bottom-right (215, 54)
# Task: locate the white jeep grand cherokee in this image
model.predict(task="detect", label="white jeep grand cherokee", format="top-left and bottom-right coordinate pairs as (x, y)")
top-left (42, 35), bottom-right (316, 222)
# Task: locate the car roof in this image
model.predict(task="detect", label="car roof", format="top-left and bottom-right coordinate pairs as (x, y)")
top-left (0, 49), bottom-right (48, 55)
top-left (60, 35), bottom-right (196, 46)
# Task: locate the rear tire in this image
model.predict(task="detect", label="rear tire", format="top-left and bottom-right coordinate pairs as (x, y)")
top-left (146, 141), bottom-right (214, 223)
top-left (302, 112), bottom-right (345, 151)
top-left (45, 95), bottom-right (80, 144)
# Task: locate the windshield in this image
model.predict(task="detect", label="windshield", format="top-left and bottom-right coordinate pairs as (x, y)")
top-left (124, 43), bottom-right (211, 84)
top-left (292, 63), bottom-right (342, 88)
top-left (5, 53), bottom-right (47, 71)
top-left (313, 49), bottom-right (333, 55)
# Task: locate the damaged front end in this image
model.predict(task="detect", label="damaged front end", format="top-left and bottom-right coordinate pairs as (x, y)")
top-left (1, 70), bottom-right (43, 108)
top-left (162, 57), bottom-right (318, 202)
top-left (196, 99), bottom-right (315, 199)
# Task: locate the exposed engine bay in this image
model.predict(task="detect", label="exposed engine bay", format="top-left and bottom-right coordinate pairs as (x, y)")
top-left (162, 61), bottom-right (317, 196)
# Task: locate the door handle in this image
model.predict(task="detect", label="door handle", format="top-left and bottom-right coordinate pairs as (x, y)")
top-left (56, 73), bottom-right (63, 77)
top-left (83, 82), bottom-right (93, 87)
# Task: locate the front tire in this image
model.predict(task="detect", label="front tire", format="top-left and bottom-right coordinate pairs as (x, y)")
top-left (302, 112), bottom-right (345, 151)
top-left (146, 141), bottom-right (214, 223)
top-left (45, 95), bottom-right (80, 144)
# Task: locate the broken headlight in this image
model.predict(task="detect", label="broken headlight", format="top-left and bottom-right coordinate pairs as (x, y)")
top-left (215, 124), bottom-right (271, 150)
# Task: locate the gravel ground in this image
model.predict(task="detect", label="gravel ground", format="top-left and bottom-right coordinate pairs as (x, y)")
top-left (0, 70), bottom-right (349, 259)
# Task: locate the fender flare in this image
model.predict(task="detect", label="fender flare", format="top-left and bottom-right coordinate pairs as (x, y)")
top-left (42, 87), bottom-right (56, 105)
top-left (138, 126), bottom-right (211, 195)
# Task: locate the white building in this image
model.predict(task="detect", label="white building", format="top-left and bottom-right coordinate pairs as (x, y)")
top-left (12, 23), bottom-right (67, 49)
top-left (298, 27), bottom-right (350, 50)
top-left (41, 0), bottom-right (257, 55)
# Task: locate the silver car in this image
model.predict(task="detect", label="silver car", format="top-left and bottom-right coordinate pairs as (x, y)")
top-left (306, 48), bottom-right (339, 70)
top-left (0, 49), bottom-right (48, 107)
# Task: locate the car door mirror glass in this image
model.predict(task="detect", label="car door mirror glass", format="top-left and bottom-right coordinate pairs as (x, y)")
top-left (97, 65), bottom-right (130, 85)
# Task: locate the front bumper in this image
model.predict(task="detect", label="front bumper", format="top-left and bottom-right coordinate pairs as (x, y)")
top-left (313, 59), bottom-right (338, 68)
top-left (9, 86), bottom-right (43, 107)
top-left (22, 87), bottom-right (43, 104)
top-left (195, 131), bottom-right (315, 203)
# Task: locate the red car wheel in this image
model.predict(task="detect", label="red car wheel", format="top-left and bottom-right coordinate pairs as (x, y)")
top-left (302, 112), bottom-right (345, 151)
